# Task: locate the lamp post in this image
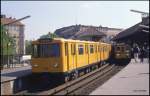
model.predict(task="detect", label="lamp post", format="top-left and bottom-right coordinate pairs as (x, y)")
top-left (7, 42), bottom-right (11, 68)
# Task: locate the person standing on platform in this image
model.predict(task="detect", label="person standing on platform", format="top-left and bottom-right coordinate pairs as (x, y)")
top-left (146, 46), bottom-right (149, 63)
top-left (140, 46), bottom-right (145, 63)
top-left (133, 43), bottom-right (140, 63)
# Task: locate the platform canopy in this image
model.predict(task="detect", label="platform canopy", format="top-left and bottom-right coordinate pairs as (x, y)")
top-left (112, 16), bottom-right (149, 44)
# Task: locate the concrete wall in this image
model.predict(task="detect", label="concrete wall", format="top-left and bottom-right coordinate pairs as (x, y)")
top-left (1, 77), bottom-right (29, 95)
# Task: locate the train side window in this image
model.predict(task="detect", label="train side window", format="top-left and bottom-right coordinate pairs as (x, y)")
top-left (65, 43), bottom-right (68, 56)
top-left (78, 45), bottom-right (84, 55)
top-left (90, 45), bottom-right (94, 54)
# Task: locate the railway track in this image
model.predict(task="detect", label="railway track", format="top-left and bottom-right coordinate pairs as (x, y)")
top-left (16, 63), bottom-right (124, 95)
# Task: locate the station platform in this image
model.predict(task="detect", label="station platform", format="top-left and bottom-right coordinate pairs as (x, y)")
top-left (1, 65), bottom-right (32, 82)
top-left (90, 59), bottom-right (149, 95)
top-left (1, 65), bottom-right (32, 95)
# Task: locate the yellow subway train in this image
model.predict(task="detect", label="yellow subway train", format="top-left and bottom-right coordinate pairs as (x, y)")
top-left (31, 38), bottom-right (130, 83)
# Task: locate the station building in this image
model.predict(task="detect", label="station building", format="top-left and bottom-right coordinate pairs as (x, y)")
top-left (1, 14), bottom-right (25, 55)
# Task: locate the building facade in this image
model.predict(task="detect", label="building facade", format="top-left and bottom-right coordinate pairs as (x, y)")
top-left (1, 15), bottom-right (25, 55)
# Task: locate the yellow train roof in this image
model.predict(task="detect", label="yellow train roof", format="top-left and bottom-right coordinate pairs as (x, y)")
top-left (32, 37), bottom-right (110, 45)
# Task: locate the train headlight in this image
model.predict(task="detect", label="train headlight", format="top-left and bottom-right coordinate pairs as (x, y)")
top-left (33, 64), bottom-right (38, 67)
top-left (53, 63), bottom-right (59, 68)
top-left (116, 54), bottom-right (120, 56)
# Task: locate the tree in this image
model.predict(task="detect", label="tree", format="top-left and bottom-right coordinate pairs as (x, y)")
top-left (25, 40), bottom-right (32, 55)
top-left (1, 25), bottom-right (16, 55)
top-left (40, 32), bottom-right (59, 39)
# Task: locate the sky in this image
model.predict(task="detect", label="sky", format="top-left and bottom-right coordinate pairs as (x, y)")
top-left (1, 1), bottom-right (149, 40)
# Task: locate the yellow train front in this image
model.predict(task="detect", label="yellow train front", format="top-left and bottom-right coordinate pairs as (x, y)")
top-left (31, 38), bottom-right (112, 83)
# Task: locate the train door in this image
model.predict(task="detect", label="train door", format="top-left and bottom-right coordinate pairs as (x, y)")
top-left (103, 46), bottom-right (106, 61)
top-left (68, 43), bottom-right (76, 71)
top-left (71, 43), bottom-right (76, 70)
top-left (64, 42), bottom-right (69, 71)
top-left (100, 44), bottom-right (104, 62)
top-left (98, 44), bottom-right (100, 62)
top-left (96, 44), bottom-right (99, 62)
top-left (85, 43), bottom-right (89, 65)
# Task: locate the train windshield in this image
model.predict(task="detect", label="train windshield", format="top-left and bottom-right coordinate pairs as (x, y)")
top-left (32, 43), bottom-right (60, 58)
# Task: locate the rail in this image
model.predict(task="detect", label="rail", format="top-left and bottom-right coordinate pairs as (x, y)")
top-left (36, 64), bottom-right (115, 95)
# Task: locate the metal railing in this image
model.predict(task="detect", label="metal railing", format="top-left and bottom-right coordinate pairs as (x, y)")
top-left (0, 54), bottom-right (30, 69)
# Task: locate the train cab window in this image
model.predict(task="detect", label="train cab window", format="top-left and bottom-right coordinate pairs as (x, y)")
top-left (121, 47), bottom-right (125, 52)
top-left (90, 45), bottom-right (94, 54)
top-left (47, 44), bottom-right (60, 57)
top-left (40, 44), bottom-right (49, 57)
top-left (33, 43), bottom-right (60, 57)
top-left (78, 45), bottom-right (84, 55)
top-left (116, 47), bottom-right (121, 51)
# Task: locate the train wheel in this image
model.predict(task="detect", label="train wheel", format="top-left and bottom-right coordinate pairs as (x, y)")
top-left (74, 71), bottom-right (79, 79)
top-left (87, 68), bottom-right (91, 73)
top-left (96, 65), bottom-right (98, 69)
top-left (65, 76), bottom-right (69, 82)
top-left (86, 68), bottom-right (88, 73)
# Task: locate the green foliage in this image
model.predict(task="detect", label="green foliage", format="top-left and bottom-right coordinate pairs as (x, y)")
top-left (25, 40), bottom-right (32, 55)
top-left (40, 32), bottom-right (59, 39)
top-left (1, 25), bottom-right (16, 55)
